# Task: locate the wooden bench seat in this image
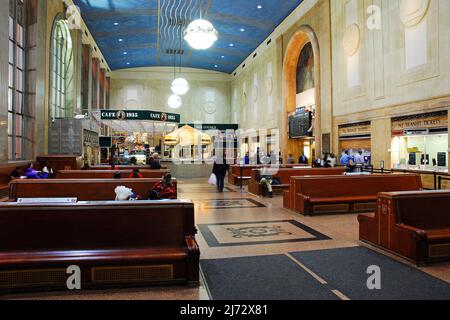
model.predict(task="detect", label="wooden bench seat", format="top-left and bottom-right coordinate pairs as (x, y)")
top-left (250, 167), bottom-right (346, 196)
top-left (0, 200), bottom-right (199, 293)
top-left (56, 169), bottom-right (170, 179)
top-left (359, 190), bottom-right (450, 265)
top-left (9, 178), bottom-right (177, 201)
top-left (288, 174), bottom-right (423, 215)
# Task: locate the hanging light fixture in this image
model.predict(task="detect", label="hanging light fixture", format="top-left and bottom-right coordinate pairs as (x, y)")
top-left (168, 94), bottom-right (182, 109)
top-left (184, 4), bottom-right (218, 50)
top-left (171, 77), bottom-right (189, 96)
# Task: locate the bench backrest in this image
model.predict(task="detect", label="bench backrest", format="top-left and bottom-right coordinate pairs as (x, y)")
top-left (89, 165), bottom-right (167, 170)
top-left (9, 179), bottom-right (177, 201)
top-left (379, 191), bottom-right (450, 230)
top-left (0, 201), bottom-right (194, 251)
top-left (296, 174), bottom-right (422, 198)
top-left (56, 169), bottom-right (170, 179)
top-left (254, 167), bottom-right (346, 184)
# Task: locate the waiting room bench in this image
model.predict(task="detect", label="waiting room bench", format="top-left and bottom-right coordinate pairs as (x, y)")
top-left (286, 174), bottom-right (423, 215)
top-left (8, 178), bottom-right (177, 201)
top-left (56, 169), bottom-right (170, 179)
top-left (0, 200), bottom-right (199, 293)
top-left (359, 190), bottom-right (450, 265)
top-left (249, 167), bottom-right (346, 196)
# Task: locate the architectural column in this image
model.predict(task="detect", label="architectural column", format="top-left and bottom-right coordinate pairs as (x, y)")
top-left (81, 44), bottom-right (92, 115)
top-left (0, 0), bottom-right (9, 162)
top-left (24, 0), bottom-right (38, 160)
top-left (99, 68), bottom-right (105, 109)
top-left (71, 28), bottom-right (83, 115)
top-left (105, 76), bottom-right (110, 109)
top-left (448, 106), bottom-right (450, 172)
top-left (371, 118), bottom-right (392, 169)
top-left (34, 0), bottom-right (48, 155)
top-left (91, 57), bottom-right (99, 111)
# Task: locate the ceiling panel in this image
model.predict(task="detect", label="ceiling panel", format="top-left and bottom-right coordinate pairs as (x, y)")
top-left (73, 0), bottom-right (303, 73)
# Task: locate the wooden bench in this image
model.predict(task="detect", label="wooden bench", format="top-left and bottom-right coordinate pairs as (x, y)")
top-left (8, 178), bottom-right (178, 201)
top-left (228, 164), bottom-right (310, 186)
top-left (0, 163), bottom-right (32, 200)
top-left (283, 168), bottom-right (348, 209)
top-left (90, 165), bottom-right (168, 170)
top-left (359, 190), bottom-right (450, 265)
top-left (0, 200), bottom-right (199, 293)
top-left (249, 167), bottom-right (346, 196)
top-left (56, 169), bottom-right (170, 179)
top-left (286, 174), bottom-right (423, 215)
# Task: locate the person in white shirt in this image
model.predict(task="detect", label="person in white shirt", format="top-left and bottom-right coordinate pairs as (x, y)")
top-left (354, 151), bottom-right (365, 165)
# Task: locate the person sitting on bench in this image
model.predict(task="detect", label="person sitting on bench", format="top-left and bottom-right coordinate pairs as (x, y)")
top-left (10, 167), bottom-right (22, 180)
top-left (259, 167), bottom-right (274, 198)
top-left (149, 173), bottom-right (176, 200)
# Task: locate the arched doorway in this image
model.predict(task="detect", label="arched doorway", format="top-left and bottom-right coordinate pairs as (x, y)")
top-left (282, 26), bottom-right (321, 164)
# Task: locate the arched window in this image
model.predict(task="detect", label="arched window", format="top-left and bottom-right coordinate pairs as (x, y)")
top-left (296, 42), bottom-right (315, 94)
top-left (50, 18), bottom-right (74, 120)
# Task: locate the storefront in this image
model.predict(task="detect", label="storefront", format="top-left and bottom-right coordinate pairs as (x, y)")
top-left (96, 110), bottom-right (180, 164)
top-left (391, 111), bottom-right (448, 171)
top-left (164, 125), bottom-right (213, 161)
top-left (338, 122), bottom-right (372, 164)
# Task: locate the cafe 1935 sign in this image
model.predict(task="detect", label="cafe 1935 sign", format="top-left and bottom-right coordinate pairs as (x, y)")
top-left (101, 110), bottom-right (181, 123)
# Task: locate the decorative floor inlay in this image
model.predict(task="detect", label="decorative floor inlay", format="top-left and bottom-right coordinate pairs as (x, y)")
top-left (198, 220), bottom-right (331, 247)
top-left (198, 198), bottom-right (265, 210)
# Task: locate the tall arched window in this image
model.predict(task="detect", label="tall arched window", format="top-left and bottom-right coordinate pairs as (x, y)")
top-left (296, 42), bottom-right (315, 94)
top-left (50, 18), bottom-right (74, 120)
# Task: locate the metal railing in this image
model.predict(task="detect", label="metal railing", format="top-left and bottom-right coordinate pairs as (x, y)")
top-left (362, 165), bottom-right (450, 190)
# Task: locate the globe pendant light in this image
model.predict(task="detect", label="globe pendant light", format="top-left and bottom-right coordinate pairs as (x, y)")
top-left (168, 94), bottom-right (182, 109)
top-left (184, 19), bottom-right (218, 50)
top-left (171, 77), bottom-right (189, 96)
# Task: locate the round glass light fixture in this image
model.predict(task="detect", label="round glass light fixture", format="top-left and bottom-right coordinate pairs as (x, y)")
top-left (171, 77), bottom-right (190, 96)
top-left (168, 94), bottom-right (182, 109)
top-left (184, 19), bottom-right (218, 50)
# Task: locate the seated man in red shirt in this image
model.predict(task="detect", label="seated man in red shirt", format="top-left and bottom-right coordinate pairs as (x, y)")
top-left (149, 173), bottom-right (176, 200)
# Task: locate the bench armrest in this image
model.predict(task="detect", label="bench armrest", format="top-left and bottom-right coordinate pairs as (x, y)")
top-left (396, 224), bottom-right (428, 241)
top-left (185, 235), bottom-right (200, 284)
top-left (185, 235), bottom-right (199, 252)
top-left (296, 193), bottom-right (311, 214)
top-left (358, 213), bottom-right (375, 223)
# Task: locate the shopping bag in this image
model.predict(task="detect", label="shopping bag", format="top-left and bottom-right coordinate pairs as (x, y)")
top-left (208, 173), bottom-right (217, 185)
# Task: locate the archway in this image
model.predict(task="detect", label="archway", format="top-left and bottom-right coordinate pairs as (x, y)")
top-left (282, 25), bottom-right (321, 164)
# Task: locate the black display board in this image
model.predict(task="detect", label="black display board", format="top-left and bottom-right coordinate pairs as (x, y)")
top-left (409, 153), bottom-right (417, 165)
top-left (289, 111), bottom-right (312, 139)
top-left (99, 137), bottom-right (112, 148)
top-left (438, 152), bottom-right (447, 167)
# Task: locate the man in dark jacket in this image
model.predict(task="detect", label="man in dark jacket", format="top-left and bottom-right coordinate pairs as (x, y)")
top-left (213, 160), bottom-right (229, 193)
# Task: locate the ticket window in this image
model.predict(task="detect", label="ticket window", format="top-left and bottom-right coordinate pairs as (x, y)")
top-left (391, 134), bottom-right (448, 168)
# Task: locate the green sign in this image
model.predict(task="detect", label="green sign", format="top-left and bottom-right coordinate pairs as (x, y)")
top-left (179, 124), bottom-right (239, 131)
top-left (101, 110), bottom-right (181, 123)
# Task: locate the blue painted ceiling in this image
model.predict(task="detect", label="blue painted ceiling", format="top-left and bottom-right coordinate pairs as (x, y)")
top-left (73, 0), bottom-right (303, 73)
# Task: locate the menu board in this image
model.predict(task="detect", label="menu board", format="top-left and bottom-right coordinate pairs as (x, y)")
top-left (289, 111), bottom-right (312, 139)
top-left (438, 152), bottom-right (447, 167)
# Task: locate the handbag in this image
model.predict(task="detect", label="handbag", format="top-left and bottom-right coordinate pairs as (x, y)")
top-left (208, 173), bottom-right (217, 185)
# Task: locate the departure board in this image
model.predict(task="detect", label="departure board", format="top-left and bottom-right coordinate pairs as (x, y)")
top-left (289, 111), bottom-right (312, 138)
